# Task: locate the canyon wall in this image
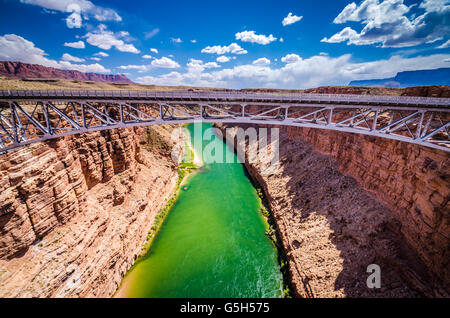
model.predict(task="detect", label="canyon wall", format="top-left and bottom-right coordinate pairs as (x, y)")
top-left (221, 123), bottom-right (449, 297)
top-left (0, 125), bottom-right (178, 297)
top-left (284, 127), bottom-right (449, 294)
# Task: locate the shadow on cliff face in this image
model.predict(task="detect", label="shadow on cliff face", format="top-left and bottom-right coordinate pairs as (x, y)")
top-left (271, 129), bottom-right (436, 297)
top-left (231, 124), bottom-right (435, 297)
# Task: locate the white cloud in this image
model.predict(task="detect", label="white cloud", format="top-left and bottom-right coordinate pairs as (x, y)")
top-left (216, 56), bottom-right (231, 63)
top-left (62, 53), bottom-right (85, 62)
top-left (252, 57), bottom-right (271, 66)
top-left (279, 38), bottom-right (284, 42)
top-left (323, 0), bottom-right (450, 47)
top-left (58, 61), bottom-right (110, 73)
top-left (437, 39), bottom-right (450, 48)
top-left (136, 72), bottom-right (185, 86)
top-left (64, 40), bottom-right (85, 49)
top-left (281, 54), bottom-right (302, 63)
top-left (171, 37), bottom-right (182, 43)
top-left (136, 52), bottom-right (450, 89)
top-left (150, 48), bottom-right (159, 54)
top-left (201, 43), bottom-right (248, 55)
top-left (144, 28), bottom-right (160, 39)
top-left (142, 55), bottom-right (153, 59)
top-left (282, 12), bottom-right (303, 26)
top-left (420, 0), bottom-right (450, 13)
top-left (94, 51), bottom-right (109, 57)
top-left (235, 31), bottom-right (277, 45)
top-left (84, 24), bottom-right (140, 53)
top-left (90, 57), bottom-right (101, 61)
top-left (66, 4), bottom-right (82, 28)
top-left (187, 59), bottom-right (220, 72)
top-left (21, 0), bottom-right (121, 28)
top-left (191, 40), bottom-right (197, 43)
top-left (0, 34), bottom-right (59, 68)
top-left (151, 56), bottom-right (180, 68)
top-left (118, 64), bottom-right (149, 72)
top-left (0, 34), bottom-right (110, 73)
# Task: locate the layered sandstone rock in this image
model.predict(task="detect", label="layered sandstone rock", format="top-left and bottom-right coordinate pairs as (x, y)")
top-left (0, 126), bottom-right (178, 297)
top-left (0, 61), bottom-right (133, 83)
top-left (284, 127), bottom-right (449, 295)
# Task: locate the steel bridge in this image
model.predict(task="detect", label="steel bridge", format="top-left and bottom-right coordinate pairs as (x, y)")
top-left (0, 89), bottom-right (449, 153)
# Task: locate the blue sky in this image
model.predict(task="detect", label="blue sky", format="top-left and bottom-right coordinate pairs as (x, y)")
top-left (0, 0), bottom-right (449, 88)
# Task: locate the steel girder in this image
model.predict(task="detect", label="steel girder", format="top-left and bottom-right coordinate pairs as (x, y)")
top-left (0, 91), bottom-right (449, 153)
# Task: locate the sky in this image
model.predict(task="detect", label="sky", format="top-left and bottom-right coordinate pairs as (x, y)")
top-left (0, 0), bottom-right (449, 89)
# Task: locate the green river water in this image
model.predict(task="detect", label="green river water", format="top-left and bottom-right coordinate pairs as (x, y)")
top-left (116, 123), bottom-right (283, 298)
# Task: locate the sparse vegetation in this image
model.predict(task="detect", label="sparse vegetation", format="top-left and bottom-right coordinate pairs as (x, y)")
top-left (138, 134), bottom-right (198, 259)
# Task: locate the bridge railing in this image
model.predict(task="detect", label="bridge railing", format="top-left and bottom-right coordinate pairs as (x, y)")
top-left (0, 90), bottom-right (449, 109)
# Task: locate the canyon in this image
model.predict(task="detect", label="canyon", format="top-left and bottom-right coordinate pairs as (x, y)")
top-left (0, 78), bottom-right (448, 298)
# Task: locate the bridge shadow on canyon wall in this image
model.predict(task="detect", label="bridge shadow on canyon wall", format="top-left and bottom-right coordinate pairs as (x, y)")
top-left (230, 124), bottom-right (435, 298)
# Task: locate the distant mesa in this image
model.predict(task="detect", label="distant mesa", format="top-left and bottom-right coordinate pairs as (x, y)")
top-left (0, 61), bottom-right (133, 84)
top-left (348, 68), bottom-right (450, 87)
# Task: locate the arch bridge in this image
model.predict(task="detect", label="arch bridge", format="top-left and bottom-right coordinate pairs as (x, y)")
top-left (0, 89), bottom-right (449, 153)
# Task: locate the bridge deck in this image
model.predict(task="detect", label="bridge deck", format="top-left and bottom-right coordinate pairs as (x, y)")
top-left (0, 90), bottom-right (449, 108)
top-left (0, 90), bottom-right (448, 153)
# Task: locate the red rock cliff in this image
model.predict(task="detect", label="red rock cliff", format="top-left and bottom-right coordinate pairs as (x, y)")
top-left (0, 126), bottom-right (178, 297)
top-left (0, 61), bottom-right (133, 83)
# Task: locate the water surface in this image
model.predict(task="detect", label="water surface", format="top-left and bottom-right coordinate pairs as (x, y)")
top-left (116, 123), bottom-right (283, 298)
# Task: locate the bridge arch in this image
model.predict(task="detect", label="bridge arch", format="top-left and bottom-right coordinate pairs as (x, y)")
top-left (0, 90), bottom-right (449, 153)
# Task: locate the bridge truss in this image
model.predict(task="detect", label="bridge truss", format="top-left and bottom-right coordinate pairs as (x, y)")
top-left (0, 90), bottom-right (449, 153)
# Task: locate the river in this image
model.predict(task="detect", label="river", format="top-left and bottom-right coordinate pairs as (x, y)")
top-left (115, 123), bottom-right (283, 298)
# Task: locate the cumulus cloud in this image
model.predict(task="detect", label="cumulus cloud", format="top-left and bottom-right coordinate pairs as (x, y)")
top-left (136, 50), bottom-right (450, 89)
top-left (0, 34), bottom-right (110, 73)
top-left (21, 0), bottom-right (121, 28)
top-left (252, 57), bottom-right (271, 66)
top-left (281, 54), bottom-right (302, 63)
top-left (94, 51), bottom-right (109, 57)
top-left (187, 59), bottom-right (220, 73)
top-left (235, 31), bottom-right (277, 45)
top-left (58, 61), bottom-right (110, 73)
top-left (322, 0), bottom-right (450, 47)
top-left (64, 40), bottom-right (85, 49)
top-left (282, 12), bottom-right (303, 26)
top-left (171, 37), bottom-right (183, 43)
top-left (62, 53), bottom-right (85, 62)
top-left (216, 56), bottom-right (231, 63)
top-left (201, 43), bottom-right (248, 55)
top-left (151, 56), bottom-right (180, 68)
top-left (150, 48), bottom-right (159, 54)
top-left (84, 24), bottom-right (140, 53)
top-left (118, 64), bottom-right (149, 72)
top-left (191, 40), bottom-right (197, 43)
top-left (142, 55), bottom-right (153, 59)
top-left (66, 4), bottom-right (82, 28)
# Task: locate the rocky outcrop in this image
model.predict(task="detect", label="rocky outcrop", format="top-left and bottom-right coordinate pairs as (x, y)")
top-left (0, 61), bottom-right (133, 83)
top-left (220, 123), bottom-right (449, 297)
top-left (0, 125), bottom-right (178, 297)
top-left (284, 127), bottom-right (449, 295)
top-left (303, 85), bottom-right (450, 97)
